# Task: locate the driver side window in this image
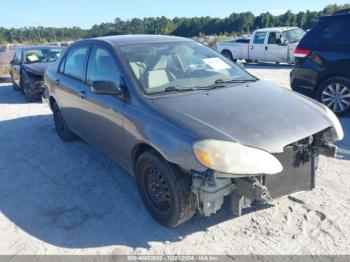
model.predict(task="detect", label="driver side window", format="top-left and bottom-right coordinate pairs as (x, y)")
top-left (87, 46), bottom-right (121, 86)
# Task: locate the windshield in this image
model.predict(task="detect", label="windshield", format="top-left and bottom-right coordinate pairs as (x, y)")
top-left (282, 28), bottom-right (305, 43)
top-left (24, 48), bottom-right (62, 64)
top-left (120, 41), bottom-right (255, 94)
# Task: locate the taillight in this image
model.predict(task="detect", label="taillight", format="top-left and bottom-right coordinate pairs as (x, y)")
top-left (294, 48), bottom-right (311, 58)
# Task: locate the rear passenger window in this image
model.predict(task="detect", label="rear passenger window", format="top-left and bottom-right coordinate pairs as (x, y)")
top-left (253, 32), bottom-right (266, 44)
top-left (308, 17), bottom-right (350, 46)
top-left (87, 46), bottom-right (121, 86)
top-left (63, 46), bottom-right (89, 80)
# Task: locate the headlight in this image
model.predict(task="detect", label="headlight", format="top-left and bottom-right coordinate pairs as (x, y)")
top-left (324, 106), bottom-right (344, 141)
top-left (193, 140), bottom-right (283, 175)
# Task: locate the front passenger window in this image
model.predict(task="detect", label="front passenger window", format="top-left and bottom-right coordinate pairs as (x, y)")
top-left (87, 47), bottom-right (121, 86)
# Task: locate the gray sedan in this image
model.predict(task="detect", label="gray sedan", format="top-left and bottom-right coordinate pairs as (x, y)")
top-left (44, 35), bottom-right (343, 227)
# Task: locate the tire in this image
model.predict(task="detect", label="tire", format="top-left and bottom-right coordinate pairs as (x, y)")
top-left (52, 102), bottom-right (79, 141)
top-left (316, 76), bottom-right (350, 116)
top-left (136, 151), bottom-right (197, 227)
top-left (11, 73), bottom-right (21, 91)
top-left (221, 50), bottom-right (236, 62)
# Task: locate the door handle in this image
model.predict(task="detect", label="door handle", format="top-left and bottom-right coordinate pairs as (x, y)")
top-left (251, 46), bottom-right (254, 50)
top-left (265, 46), bottom-right (268, 51)
top-left (79, 90), bottom-right (87, 99)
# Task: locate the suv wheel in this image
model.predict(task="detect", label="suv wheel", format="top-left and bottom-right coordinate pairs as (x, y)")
top-left (52, 102), bottom-right (78, 141)
top-left (317, 77), bottom-right (350, 116)
top-left (136, 151), bottom-right (197, 227)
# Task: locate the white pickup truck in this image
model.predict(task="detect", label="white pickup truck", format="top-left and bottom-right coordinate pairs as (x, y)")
top-left (216, 27), bottom-right (306, 64)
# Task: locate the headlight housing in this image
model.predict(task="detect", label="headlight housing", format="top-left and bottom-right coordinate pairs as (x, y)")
top-left (193, 140), bottom-right (283, 175)
top-left (324, 106), bottom-right (344, 141)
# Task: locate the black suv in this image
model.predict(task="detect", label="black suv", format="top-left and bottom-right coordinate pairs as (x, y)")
top-left (291, 10), bottom-right (350, 116)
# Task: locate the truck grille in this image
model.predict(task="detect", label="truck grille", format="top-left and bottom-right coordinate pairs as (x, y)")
top-left (264, 145), bottom-right (315, 199)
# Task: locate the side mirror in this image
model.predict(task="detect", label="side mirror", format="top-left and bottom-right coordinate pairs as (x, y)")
top-left (91, 80), bottom-right (123, 96)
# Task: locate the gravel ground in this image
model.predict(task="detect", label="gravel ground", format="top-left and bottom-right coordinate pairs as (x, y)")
top-left (0, 64), bottom-right (349, 255)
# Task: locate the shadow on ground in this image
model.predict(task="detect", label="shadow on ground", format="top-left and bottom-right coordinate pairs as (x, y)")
top-left (0, 84), bottom-right (35, 105)
top-left (0, 114), bottom-right (238, 249)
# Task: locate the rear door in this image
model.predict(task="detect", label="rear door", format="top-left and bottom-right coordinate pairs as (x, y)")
top-left (249, 32), bottom-right (267, 61)
top-left (265, 31), bottom-right (289, 62)
top-left (54, 44), bottom-right (91, 136)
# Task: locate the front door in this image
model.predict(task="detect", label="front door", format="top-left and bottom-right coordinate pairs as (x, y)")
top-left (249, 32), bottom-right (267, 61)
top-left (265, 32), bottom-right (289, 62)
top-left (81, 45), bottom-right (126, 166)
top-left (11, 49), bottom-right (22, 86)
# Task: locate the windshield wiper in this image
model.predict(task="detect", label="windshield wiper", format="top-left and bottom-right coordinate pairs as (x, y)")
top-left (214, 78), bottom-right (259, 84)
top-left (149, 86), bottom-right (196, 94)
top-left (164, 86), bottom-right (196, 92)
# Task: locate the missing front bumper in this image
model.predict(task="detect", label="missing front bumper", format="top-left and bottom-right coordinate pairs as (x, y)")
top-left (192, 143), bottom-right (320, 217)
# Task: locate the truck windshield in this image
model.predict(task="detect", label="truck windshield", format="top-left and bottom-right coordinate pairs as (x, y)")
top-left (283, 28), bottom-right (305, 43)
top-left (120, 41), bottom-right (255, 94)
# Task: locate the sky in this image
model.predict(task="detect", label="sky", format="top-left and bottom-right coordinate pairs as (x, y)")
top-left (0, 0), bottom-right (349, 29)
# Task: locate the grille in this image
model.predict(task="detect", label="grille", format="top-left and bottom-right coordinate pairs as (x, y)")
top-left (264, 145), bottom-right (314, 199)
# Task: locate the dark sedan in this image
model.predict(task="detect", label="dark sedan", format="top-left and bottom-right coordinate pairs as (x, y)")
top-left (45, 35), bottom-right (343, 227)
top-left (10, 45), bottom-right (62, 101)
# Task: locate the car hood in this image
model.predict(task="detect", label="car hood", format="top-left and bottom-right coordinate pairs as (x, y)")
top-left (23, 62), bottom-right (53, 76)
top-left (151, 81), bottom-right (333, 153)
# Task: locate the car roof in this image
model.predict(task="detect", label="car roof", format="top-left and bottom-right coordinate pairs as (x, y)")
top-left (75, 35), bottom-right (191, 47)
top-left (21, 45), bottom-right (62, 51)
top-left (255, 27), bottom-right (299, 33)
top-left (332, 8), bottom-right (350, 15)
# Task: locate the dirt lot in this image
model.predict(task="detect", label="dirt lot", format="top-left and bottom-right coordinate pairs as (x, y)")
top-left (0, 64), bottom-right (349, 255)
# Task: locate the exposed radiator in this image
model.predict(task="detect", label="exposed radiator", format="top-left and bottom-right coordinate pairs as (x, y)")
top-left (264, 145), bottom-right (316, 199)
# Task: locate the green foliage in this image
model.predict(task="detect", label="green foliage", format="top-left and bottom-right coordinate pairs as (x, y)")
top-left (0, 4), bottom-right (349, 44)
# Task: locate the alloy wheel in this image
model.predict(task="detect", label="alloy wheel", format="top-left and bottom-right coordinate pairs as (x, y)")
top-left (321, 83), bottom-right (350, 113)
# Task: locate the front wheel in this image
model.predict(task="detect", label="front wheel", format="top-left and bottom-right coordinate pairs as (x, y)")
top-left (317, 77), bottom-right (350, 116)
top-left (11, 73), bottom-right (21, 91)
top-left (136, 151), bottom-right (197, 227)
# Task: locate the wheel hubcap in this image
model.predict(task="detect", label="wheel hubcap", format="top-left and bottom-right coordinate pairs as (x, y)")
top-left (146, 168), bottom-right (172, 212)
top-left (322, 83), bottom-right (350, 113)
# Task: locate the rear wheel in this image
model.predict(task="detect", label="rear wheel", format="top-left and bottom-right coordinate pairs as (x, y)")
top-left (221, 50), bottom-right (236, 62)
top-left (52, 102), bottom-right (78, 141)
top-left (136, 151), bottom-right (196, 227)
top-left (317, 77), bottom-right (350, 116)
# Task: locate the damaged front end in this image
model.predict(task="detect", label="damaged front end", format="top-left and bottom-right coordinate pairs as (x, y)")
top-left (22, 70), bottom-right (46, 101)
top-left (191, 129), bottom-right (339, 217)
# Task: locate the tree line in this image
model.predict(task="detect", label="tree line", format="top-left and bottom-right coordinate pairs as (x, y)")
top-left (0, 4), bottom-right (349, 44)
